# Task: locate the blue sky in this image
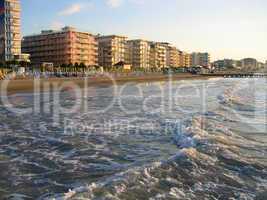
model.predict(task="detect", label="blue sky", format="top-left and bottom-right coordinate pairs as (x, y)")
top-left (21, 0), bottom-right (267, 61)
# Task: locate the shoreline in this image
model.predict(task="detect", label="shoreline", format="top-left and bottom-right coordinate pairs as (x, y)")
top-left (0, 73), bottom-right (222, 95)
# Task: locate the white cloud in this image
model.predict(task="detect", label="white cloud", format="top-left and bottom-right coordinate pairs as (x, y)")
top-left (106, 0), bottom-right (146, 8)
top-left (59, 3), bottom-right (91, 16)
top-left (50, 21), bottom-right (64, 30)
top-left (107, 0), bottom-right (123, 8)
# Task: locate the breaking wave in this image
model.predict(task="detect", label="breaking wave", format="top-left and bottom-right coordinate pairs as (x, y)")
top-left (0, 78), bottom-right (266, 200)
top-left (59, 85), bottom-right (267, 200)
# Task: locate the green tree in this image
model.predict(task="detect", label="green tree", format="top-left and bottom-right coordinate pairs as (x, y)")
top-left (19, 61), bottom-right (29, 68)
top-left (0, 62), bottom-right (4, 69)
top-left (11, 60), bottom-right (19, 66)
top-left (5, 61), bottom-right (11, 69)
top-left (67, 63), bottom-right (73, 73)
top-left (79, 63), bottom-right (86, 73)
top-left (74, 62), bottom-right (79, 72)
top-left (61, 64), bottom-right (67, 73)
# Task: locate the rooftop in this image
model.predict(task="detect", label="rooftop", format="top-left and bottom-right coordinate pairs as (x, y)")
top-left (97, 35), bottom-right (127, 39)
top-left (23, 26), bottom-right (94, 38)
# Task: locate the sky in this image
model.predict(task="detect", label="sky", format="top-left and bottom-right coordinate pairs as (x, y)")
top-left (21, 0), bottom-right (267, 62)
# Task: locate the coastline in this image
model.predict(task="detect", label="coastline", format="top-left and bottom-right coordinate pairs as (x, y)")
top-left (0, 73), bottom-right (221, 95)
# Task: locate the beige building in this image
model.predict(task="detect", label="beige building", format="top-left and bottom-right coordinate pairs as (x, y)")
top-left (160, 43), bottom-right (192, 68)
top-left (164, 44), bottom-right (180, 67)
top-left (178, 51), bottom-right (191, 67)
top-left (184, 53), bottom-right (192, 67)
top-left (240, 58), bottom-right (258, 70)
top-left (0, 0), bottom-right (28, 62)
top-left (149, 42), bottom-right (167, 69)
top-left (126, 39), bottom-right (150, 69)
top-left (178, 51), bottom-right (184, 67)
top-left (97, 35), bottom-right (127, 67)
top-left (22, 27), bottom-right (98, 66)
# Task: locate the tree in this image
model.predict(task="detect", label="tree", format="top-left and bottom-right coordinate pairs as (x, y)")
top-left (11, 60), bottom-right (19, 66)
top-left (0, 62), bottom-right (4, 69)
top-left (61, 63), bottom-right (67, 68)
top-left (19, 61), bottom-right (29, 68)
top-left (79, 63), bottom-right (86, 73)
top-left (74, 62), bottom-right (79, 72)
top-left (60, 64), bottom-right (67, 72)
top-left (67, 63), bottom-right (73, 73)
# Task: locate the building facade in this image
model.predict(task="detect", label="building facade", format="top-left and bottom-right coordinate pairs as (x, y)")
top-left (213, 59), bottom-right (238, 69)
top-left (241, 58), bottom-right (257, 70)
top-left (178, 51), bottom-right (191, 67)
top-left (257, 62), bottom-right (265, 69)
top-left (191, 52), bottom-right (210, 68)
top-left (126, 39), bottom-right (150, 69)
top-left (184, 52), bottom-right (192, 67)
top-left (178, 51), bottom-right (184, 67)
top-left (164, 44), bottom-right (180, 67)
top-left (97, 35), bottom-right (127, 67)
top-left (0, 0), bottom-right (22, 62)
top-left (213, 58), bottom-right (266, 70)
top-left (22, 27), bottom-right (98, 66)
top-left (149, 42), bottom-right (167, 68)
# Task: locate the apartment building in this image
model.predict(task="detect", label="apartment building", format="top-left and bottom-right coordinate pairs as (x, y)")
top-left (191, 52), bottom-right (210, 68)
top-left (97, 35), bottom-right (127, 67)
top-left (178, 51), bottom-right (185, 67)
top-left (126, 39), bottom-right (150, 69)
top-left (213, 59), bottom-right (238, 69)
top-left (257, 62), bottom-right (265, 69)
top-left (178, 51), bottom-right (191, 67)
top-left (149, 42), bottom-right (167, 68)
top-left (162, 43), bottom-right (180, 67)
top-left (22, 27), bottom-right (98, 66)
top-left (0, 0), bottom-right (28, 62)
top-left (184, 53), bottom-right (192, 67)
top-left (241, 58), bottom-right (257, 70)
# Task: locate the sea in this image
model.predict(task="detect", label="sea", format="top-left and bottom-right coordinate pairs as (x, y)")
top-left (0, 77), bottom-right (266, 200)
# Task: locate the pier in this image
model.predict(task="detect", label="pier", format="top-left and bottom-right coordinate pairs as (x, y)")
top-left (202, 72), bottom-right (267, 78)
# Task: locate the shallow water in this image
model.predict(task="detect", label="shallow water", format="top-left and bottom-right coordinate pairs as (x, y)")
top-left (0, 78), bottom-right (266, 200)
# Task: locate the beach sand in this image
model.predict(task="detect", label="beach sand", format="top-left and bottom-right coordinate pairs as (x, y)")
top-left (0, 73), bottom-right (219, 95)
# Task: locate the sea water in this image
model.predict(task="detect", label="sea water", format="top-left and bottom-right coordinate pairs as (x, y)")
top-left (0, 78), bottom-right (266, 200)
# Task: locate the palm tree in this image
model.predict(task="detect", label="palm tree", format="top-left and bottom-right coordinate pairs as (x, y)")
top-left (12, 60), bottom-right (19, 67)
top-left (74, 62), bottom-right (79, 73)
top-left (40, 64), bottom-right (45, 73)
top-left (20, 61), bottom-right (29, 68)
top-left (67, 63), bottom-right (73, 75)
top-left (79, 63), bottom-right (86, 74)
top-left (60, 64), bottom-right (67, 74)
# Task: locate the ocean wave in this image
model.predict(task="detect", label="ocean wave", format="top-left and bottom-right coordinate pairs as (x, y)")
top-left (56, 100), bottom-right (267, 200)
top-left (1, 78), bottom-right (267, 200)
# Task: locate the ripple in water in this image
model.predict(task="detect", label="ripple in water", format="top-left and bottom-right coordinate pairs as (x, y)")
top-left (0, 78), bottom-right (266, 200)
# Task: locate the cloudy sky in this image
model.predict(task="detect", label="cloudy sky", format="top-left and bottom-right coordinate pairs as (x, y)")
top-left (21, 0), bottom-right (267, 61)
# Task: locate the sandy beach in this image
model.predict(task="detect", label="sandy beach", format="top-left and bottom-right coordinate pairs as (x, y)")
top-left (0, 73), bottom-right (219, 95)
